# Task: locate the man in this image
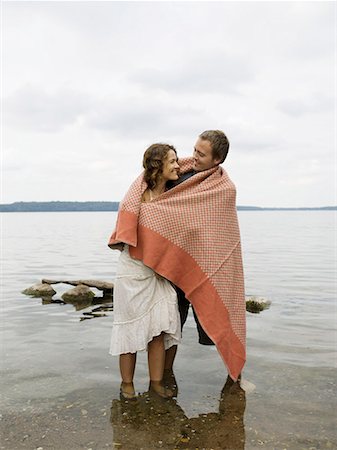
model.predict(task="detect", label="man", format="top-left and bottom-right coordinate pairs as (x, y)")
top-left (164, 130), bottom-right (232, 389)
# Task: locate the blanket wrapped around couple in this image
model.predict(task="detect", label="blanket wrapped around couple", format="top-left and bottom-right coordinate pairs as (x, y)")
top-left (108, 157), bottom-right (246, 381)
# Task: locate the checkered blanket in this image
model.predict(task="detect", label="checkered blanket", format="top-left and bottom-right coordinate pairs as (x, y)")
top-left (108, 157), bottom-right (246, 380)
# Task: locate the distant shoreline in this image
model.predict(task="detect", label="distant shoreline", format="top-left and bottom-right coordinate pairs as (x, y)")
top-left (0, 201), bottom-right (336, 212)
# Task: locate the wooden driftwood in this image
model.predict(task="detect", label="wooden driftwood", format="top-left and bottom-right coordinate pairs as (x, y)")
top-left (41, 279), bottom-right (113, 295)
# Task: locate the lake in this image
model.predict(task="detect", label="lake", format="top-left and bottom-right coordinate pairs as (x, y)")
top-left (1, 211), bottom-right (336, 449)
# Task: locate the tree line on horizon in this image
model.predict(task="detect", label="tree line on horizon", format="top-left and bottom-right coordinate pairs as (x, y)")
top-left (0, 201), bottom-right (335, 212)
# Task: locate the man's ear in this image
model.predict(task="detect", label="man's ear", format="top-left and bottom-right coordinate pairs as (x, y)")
top-left (213, 158), bottom-right (222, 166)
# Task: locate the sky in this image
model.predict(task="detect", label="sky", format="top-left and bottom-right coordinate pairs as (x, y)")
top-left (1, 0), bottom-right (336, 207)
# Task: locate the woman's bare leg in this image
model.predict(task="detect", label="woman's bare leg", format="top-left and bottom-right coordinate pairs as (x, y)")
top-left (119, 352), bottom-right (137, 397)
top-left (163, 345), bottom-right (178, 396)
top-left (120, 352), bottom-right (137, 382)
top-left (148, 334), bottom-right (165, 381)
top-left (164, 345), bottom-right (177, 370)
top-left (148, 333), bottom-right (173, 398)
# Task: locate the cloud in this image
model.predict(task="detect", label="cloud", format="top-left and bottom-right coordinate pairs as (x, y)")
top-left (129, 52), bottom-right (254, 95)
top-left (84, 95), bottom-right (209, 138)
top-left (5, 84), bottom-right (92, 132)
top-left (284, 2), bottom-right (335, 61)
top-left (277, 93), bottom-right (335, 117)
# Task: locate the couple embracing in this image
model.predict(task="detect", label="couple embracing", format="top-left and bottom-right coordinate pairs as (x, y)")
top-left (108, 130), bottom-right (246, 400)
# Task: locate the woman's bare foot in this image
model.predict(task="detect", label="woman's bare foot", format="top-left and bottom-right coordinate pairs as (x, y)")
top-left (163, 369), bottom-right (178, 397)
top-left (120, 381), bottom-right (137, 400)
top-left (149, 380), bottom-right (173, 399)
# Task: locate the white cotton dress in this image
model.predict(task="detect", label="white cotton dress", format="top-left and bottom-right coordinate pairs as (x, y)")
top-left (109, 245), bottom-right (181, 355)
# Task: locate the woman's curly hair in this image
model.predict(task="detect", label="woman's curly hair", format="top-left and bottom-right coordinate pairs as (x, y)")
top-left (143, 143), bottom-right (177, 190)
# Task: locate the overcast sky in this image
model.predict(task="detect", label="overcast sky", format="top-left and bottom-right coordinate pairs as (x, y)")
top-left (2, 1), bottom-right (336, 207)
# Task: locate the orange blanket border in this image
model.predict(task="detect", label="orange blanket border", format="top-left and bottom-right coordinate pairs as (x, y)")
top-left (129, 224), bottom-right (245, 380)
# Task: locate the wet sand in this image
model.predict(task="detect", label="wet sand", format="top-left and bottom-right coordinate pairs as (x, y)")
top-left (1, 295), bottom-right (336, 450)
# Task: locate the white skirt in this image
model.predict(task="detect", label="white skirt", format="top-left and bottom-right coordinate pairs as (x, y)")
top-left (109, 245), bottom-right (181, 355)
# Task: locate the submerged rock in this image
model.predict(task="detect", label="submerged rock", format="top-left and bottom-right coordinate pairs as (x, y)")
top-left (22, 283), bottom-right (56, 297)
top-left (245, 296), bottom-right (271, 313)
top-left (61, 284), bottom-right (95, 302)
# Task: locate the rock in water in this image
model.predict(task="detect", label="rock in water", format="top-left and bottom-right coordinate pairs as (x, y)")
top-left (62, 285), bottom-right (95, 302)
top-left (22, 283), bottom-right (56, 297)
top-left (245, 296), bottom-right (271, 313)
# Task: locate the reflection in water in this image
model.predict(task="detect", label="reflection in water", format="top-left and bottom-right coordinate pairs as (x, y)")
top-left (110, 377), bottom-right (246, 449)
top-left (80, 304), bottom-right (113, 320)
top-left (62, 295), bottom-right (113, 313)
top-left (39, 294), bottom-right (114, 316)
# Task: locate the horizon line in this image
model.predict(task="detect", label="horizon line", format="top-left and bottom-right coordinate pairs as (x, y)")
top-left (0, 200), bottom-right (336, 210)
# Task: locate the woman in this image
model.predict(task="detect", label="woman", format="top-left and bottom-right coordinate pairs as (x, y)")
top-left (109, 143), bottom-right (181, 400)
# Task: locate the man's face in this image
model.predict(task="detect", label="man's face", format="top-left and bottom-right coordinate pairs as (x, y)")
top-left (192, 138), bottom-right (221, 172)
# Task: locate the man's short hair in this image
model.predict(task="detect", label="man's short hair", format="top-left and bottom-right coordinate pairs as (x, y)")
top-left (199, 130), bottom-right (229, 163)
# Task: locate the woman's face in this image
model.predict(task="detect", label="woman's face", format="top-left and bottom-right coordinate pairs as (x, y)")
top-left (161, 149), bottom-right (180, 182)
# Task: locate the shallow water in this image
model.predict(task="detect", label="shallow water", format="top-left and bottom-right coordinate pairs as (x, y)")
top-left (1, 211), bottom-right (336, 449)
